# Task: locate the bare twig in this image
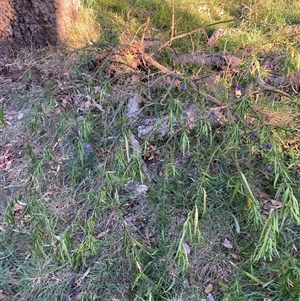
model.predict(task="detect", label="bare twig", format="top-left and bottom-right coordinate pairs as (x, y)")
top-left (197, 90), bottom-right (223, 106)
top-left (171, 0), bottom-right (175, 40)
top-left (141, 16), bottom-right (150, 44)
top-left (158, 18), bottom-right (239, 51)
top-left (173, 53), bottom-right (242, 71)
top-left (142, 53), bottom-right (181, 78)
top-left (160, 76), bottom-right (176, 104)
top-left (142, 53), bottom-right (224, 106)
top-left (126, 0), bottom-right (139, 22)
top-left (257, 76), bottom-right (292, 99)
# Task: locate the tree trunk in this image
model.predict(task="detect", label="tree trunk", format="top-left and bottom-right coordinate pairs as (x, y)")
top-left (0, 0), bottom-right (80, 55)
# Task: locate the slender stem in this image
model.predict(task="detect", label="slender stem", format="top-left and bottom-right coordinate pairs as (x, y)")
top-left (170, 0), bottom-right (175, 40)
top-left (159, 18), bottom-right (240, 51)
top-left (141, 16), bottom-right (150, 43)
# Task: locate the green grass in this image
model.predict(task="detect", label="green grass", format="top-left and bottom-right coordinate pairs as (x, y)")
top-left (1, 1), bottom-right (300, 300)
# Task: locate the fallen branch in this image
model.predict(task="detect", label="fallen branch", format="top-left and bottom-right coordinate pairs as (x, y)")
top-left (125, 89), bottom-right (227, 141)
top-left (256, 76), bottom-right (292, 99)
top-left (142, 52), bottom-right (224, 106)
top-left (174, 53), bottom-right (242, 71)
top-left (136, 104), bottom-right (227, 140)
top-left (142, 53), bottom-right (181, 78)
top-left (207, 29), bottom-right (225, 48)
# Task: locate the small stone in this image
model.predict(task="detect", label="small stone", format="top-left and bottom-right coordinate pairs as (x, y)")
top-left (17, 112), bottom-right (24, 120)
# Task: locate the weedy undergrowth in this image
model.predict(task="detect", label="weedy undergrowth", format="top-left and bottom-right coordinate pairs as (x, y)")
top-left (1, 1), bottom-right (300, 301)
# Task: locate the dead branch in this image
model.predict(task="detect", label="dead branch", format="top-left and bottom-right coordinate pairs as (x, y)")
top-left (207, 29), bottom-right (225, 49)
top-left (124, 78), bottom-right (227, 141)
top-left (142, 53), bottom-right (181, 78)
top-left (158, 18), bottom-right (239, 50)
top-left (143, 40), bottom-right (163, 49)
top-left (197, 89), bottom-right (223, 106)
top-left (174, 53), bottom-right (242, 71)
top-left (136, 104), bottom-right (227, 140)
top-left (256, 76), bottom-right (292, 99)
top-left (142, 53), bottom-right (224, 106)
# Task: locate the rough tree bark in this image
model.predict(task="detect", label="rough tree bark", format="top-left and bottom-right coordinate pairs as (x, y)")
top-left (0, 0), bottom-right (80, 55)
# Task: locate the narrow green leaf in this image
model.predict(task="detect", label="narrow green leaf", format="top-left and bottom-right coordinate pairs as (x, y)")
top-left (202, 188), bottom-right (207, 216)
top-left (230, 213), bottom-right (240, 233)
top-left (244, 271), bottom-right (265, 285)
top-left (194, 205), bottom-right (199, 240)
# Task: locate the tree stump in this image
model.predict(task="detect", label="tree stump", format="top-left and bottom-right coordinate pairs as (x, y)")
top-left (0, 0), bottom-right (80, 55)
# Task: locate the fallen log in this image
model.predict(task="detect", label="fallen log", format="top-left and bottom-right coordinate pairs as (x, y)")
top-left (173, 53), bottom-right (242, 71)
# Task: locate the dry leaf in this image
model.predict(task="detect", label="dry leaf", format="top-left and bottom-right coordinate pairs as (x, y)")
top-left (135, 261), bottom-right (142, 273)
top-left (204, 283), bottom-right (213, 294)
top-left (259, 190), bottom-right (271, 200)
top-left (43, 190), bottom-right (57, 197)
top-left (97, 229), bottom-right (110, 238)
top-left (94, 86), bottom-right (101, 93)
top-left (14, 203), bottom-right (23, 211)
top-left (17, 201), bottom-right (27, 206)
top-left (183, 242), bottom-right (191, 254)
top-left (48, 164), bottom-right (60, 174)
top-left (270, 199), bottom-right (282, 208)
top-left (54, 155), bottom-right (67, 164)
top-left (222, 238), bottom-right (233, 249)
top-left (145, 225), bottom-right (150, 241)
top-left (231, 253), bottom-right (240, 260)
